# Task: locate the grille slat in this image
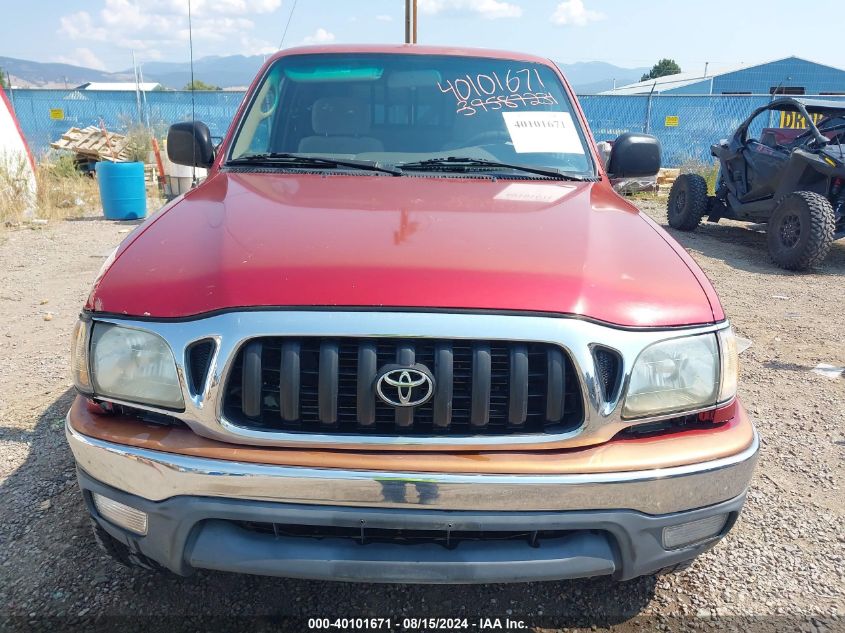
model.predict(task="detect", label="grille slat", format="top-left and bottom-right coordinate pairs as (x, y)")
top-left (395, 344), bottom-right (416, 428)
top-left (508, 344), bottom-right (528, 426)
top-left (546, 347), bottom-right (566, 423)
top-left (433, 343), bottom-right (453, 428)
top-left (279, 341), bottom-right (300, 421)
top-left (470, 343), bottom-right (491, 427)
top-left (224, 337), bottom-right (583, 436)
top-left (356, 342), bottom-right (378, 427)
top-left (241, 341), bottom-right (263, 419)
top-left (318, 341), bottom-right (339, 425)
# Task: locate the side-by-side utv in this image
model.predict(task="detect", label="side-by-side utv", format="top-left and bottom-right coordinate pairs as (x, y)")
top-left (668, 97), bottom-right (845, 270)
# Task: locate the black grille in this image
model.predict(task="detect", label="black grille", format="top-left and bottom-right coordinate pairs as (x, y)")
top-left (593, 347), bottom-right (622, 401)
top-left (235, 520), bottom-right (575, 549)
top-left (186, 339), bottom-right (215, 395)
top-left (223, 337), bottom-right (583, 436)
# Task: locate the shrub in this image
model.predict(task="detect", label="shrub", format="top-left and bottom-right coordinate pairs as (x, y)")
top-left (124, 126), bottom-right (153, 163)
top-left (0, 152), bottom-right (103, 224)
top-left (0, 152), bottom-right (35, 223)
top-left (679, 159), bottom-right (720, 195)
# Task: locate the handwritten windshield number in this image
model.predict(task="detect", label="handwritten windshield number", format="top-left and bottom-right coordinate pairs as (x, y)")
top-left (438, 68), bottom-right (552, 116)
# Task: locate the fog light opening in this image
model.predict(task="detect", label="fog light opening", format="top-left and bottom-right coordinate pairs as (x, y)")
top-left (662, 514), bottom-right (728, 550)
top-left (92, 493), bottom-right (148, 535)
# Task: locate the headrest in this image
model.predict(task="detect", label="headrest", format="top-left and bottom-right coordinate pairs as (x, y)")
top-left (311, 97), bottom-right (371, 136)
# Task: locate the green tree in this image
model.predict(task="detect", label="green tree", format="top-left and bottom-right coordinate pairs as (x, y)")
top-left (183, 79), bottom-right (221, 91)
top-left (0, 68), bottom-right (8, 90)
top-left (640, 59), bottom-right (682, 82)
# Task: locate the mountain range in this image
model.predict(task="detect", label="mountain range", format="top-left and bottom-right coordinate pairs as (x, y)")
top-left (0, 54), bottom-right (647, 94)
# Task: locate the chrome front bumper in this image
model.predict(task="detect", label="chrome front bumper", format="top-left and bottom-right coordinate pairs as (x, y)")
top-left (66, 418), bottom-right (759, 515)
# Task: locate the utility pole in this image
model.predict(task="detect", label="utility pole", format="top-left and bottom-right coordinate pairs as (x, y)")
top-left (405, 0), bottom-right (417, 43)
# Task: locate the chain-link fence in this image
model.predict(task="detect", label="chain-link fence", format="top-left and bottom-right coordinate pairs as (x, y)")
top-left (8, 89), bottom-right (244, 158)
top-left (580, 94), bottom-right (845, 166)
top-left (9, 89), bottom-right (845, 167)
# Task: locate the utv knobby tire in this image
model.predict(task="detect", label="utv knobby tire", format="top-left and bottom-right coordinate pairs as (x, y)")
top-left (767, 191), bottom-right (835, 271)
top-left (667, 174), bottom-right (708, 231)
top-left (91, 519), bottom-right (165, 572)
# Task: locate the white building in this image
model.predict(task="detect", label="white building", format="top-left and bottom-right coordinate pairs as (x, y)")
top-left (75, 82), bottom-right (161, 91)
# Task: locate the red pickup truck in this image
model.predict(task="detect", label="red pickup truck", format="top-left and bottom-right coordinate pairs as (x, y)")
top-left (66, 45), bottom-right (758, 583)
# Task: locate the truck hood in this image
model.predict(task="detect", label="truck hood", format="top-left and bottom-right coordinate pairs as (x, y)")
top-left (87, 172), bottom-right (721, 327)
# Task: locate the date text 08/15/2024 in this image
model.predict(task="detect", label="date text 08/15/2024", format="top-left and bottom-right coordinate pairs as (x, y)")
top-left (307, 617), bottom-right (529, 630)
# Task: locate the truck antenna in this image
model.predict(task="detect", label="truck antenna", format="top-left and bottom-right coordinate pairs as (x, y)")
top-left (188, 0), bottom-right (197, 184)
top-left (278, 0), bottom-right (298, 49)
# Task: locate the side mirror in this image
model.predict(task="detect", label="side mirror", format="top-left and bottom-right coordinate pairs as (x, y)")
top-left (607, 133), bottom-right (661, 178)
top-left (167, 121), bottom-right (215, 168)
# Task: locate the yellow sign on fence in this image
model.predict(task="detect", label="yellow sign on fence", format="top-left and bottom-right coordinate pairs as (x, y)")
top-left (664, 115), bottom-right (679, 127)
top-left (49, 108), bottom-right (64, 121)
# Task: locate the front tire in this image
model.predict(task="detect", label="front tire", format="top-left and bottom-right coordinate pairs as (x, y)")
top-left (767, 191), bottom-right (835, 271)
top-left (667, 174), bottom-right (708, 231)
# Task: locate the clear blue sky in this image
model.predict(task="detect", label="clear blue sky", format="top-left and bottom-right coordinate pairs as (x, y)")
top-left (5, 0), bottom-right (844, 73)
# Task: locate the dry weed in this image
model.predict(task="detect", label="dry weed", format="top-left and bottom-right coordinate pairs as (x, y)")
top-left (0, 151), bottom-right (35, 223)
top-left (678, 159), bottom-right (721, 195)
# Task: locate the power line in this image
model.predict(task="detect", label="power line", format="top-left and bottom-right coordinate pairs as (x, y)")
top-left (278, 0), bottom-right (298, 49)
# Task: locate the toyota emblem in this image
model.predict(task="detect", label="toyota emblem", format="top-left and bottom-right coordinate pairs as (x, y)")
top-left (375, 365), bottom-right (435, 408)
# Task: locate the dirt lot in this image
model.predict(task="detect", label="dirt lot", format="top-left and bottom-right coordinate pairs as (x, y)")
top-left (0, 199), bottom-right (843, 631)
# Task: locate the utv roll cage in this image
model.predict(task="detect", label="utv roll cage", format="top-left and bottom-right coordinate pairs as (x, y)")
top-left (735, 97), bottom-right (845, 147)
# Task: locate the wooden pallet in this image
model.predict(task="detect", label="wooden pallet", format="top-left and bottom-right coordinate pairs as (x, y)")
top-left (50, 126), bottom-right (131, 162)
top-left (656, 168), bottom-right (680, 195)
top-left (657, 168), bottom-right (680, 186)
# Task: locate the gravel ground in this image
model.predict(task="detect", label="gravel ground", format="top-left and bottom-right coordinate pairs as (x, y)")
top-left (0, 200), bottom-right (843, 632)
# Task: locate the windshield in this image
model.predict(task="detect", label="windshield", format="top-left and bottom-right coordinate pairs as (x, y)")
top-left (228, 53), bottom-right (594, 177)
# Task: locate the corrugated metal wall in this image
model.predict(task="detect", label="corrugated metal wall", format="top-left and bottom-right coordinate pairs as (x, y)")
top-left (602, 58), bottom-right (845, 96)
top-left (712, 58), bottom-right (845, 95)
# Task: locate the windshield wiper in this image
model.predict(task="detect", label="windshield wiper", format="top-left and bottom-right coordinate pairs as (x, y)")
top-left (397, 156), bottom-right (592, 181)
top-left (227, 152), bottom-right (401, 176)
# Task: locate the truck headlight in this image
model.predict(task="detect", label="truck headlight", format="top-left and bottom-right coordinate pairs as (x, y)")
top-left (88, 323), bottom-right (184, 410)
top-left (623, 332), bottom-right (721, 418)
top-left (71, 319), bottom-right (93, 394)
top-left (716, 326), bottom-right (739, 404)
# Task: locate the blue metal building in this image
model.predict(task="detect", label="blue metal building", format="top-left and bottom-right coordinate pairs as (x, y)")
top-left (601, 56), bottom-right (845, 95)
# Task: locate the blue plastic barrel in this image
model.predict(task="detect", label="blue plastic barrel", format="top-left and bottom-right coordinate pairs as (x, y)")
top-left (95, 161), bottom-right (147, 220)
